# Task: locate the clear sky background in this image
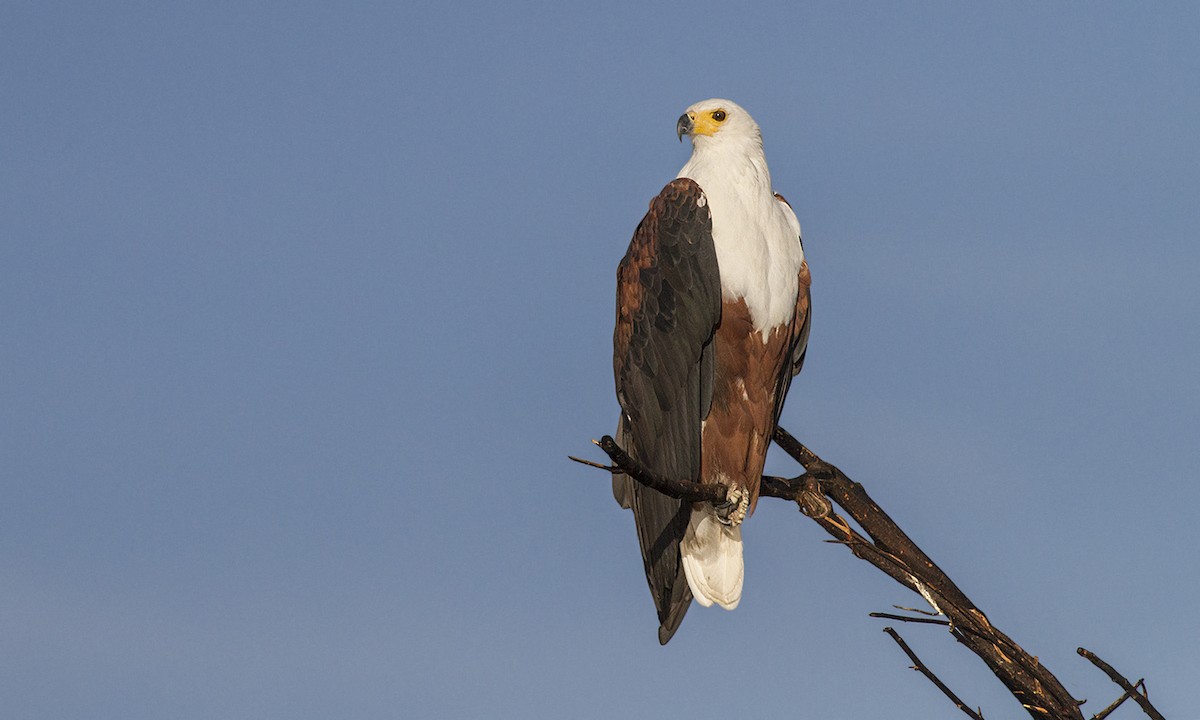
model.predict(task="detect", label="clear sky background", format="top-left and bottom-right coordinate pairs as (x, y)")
top-left (3, 2), bottom-right (1197, 718)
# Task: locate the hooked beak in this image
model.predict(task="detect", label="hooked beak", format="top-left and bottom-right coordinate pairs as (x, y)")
top-left (676, 113), bottom-right (694, 142)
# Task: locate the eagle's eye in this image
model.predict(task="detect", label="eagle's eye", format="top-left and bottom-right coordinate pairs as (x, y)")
top-left (711, 110), bottom-right (727, 122)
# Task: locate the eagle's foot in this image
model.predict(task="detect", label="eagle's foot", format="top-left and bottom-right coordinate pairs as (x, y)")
top-left (713, 486), bottom-right (749, 527)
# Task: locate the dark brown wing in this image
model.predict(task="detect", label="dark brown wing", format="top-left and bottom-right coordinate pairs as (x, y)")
top-left (612, 177), bottom-right (721, 644)
top-left (771, 254), bottom-right (812, 432)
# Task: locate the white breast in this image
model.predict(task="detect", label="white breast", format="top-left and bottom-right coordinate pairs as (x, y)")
top-left (679, 154), bottom-right (804, 332)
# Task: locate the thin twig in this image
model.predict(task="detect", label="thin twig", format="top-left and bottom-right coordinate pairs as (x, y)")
top-left (870, 612), bottom-right (951, 627)
top-left (568, 455), bottom-right (616, 471)
top-left (1089, 685), bottom-right (1136, 720)
top-left (1077, 648), bottom-right (1165, 720)
top-left (884, 627), bottom-right (985, 720)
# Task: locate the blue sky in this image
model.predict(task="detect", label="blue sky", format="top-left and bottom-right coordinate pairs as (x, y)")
top-left (3, 2), bottom-right (1197, 718)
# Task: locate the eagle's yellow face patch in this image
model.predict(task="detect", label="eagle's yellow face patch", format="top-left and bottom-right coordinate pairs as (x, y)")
top-left (688, 108), bottom-right (728, 137)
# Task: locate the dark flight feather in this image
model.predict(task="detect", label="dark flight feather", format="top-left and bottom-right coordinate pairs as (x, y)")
top-left (612, 178), bottom-right (721, 644)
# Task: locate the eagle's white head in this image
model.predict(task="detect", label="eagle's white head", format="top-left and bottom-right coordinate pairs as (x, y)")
top-left (675, 98), bottom-right (770, 195)
top-left (676, 98), bottom-right (763, 151)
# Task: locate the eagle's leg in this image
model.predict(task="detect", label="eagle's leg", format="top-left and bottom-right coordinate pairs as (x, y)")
top-left (713, 485), bottom-right (750, 527)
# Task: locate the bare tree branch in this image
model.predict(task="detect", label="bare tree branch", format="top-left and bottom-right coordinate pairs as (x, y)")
top-left (575, 426), bottom-right (1169, 719)
top-left (767, 426), bottom-right (1085, 720)
top-left (578, 435), bottom-right (727, 503)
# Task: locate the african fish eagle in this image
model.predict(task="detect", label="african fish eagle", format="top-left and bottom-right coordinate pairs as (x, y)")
top-left (612, 99), bottom-right (811, 644)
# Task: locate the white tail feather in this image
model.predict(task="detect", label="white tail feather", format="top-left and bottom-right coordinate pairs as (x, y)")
top-left (680, 505), bottom-right (743, 609)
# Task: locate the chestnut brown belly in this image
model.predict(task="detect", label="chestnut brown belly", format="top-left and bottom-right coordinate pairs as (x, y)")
top-left (699, 296), bottom-right (793, 517)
